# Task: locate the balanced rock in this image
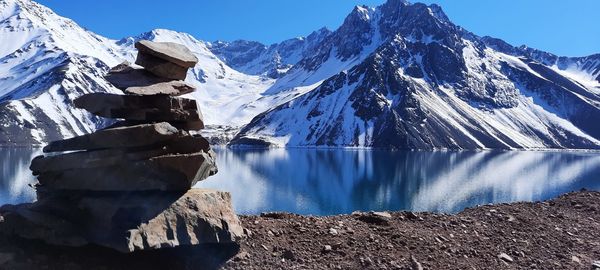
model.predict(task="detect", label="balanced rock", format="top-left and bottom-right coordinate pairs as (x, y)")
top-left (35, 150), bottom-right (217, 191)
top-left (74, 93), bottom-right (203, 125)
top-left (43, 122), bottom-right (181, 153)
top-left (124, 80), bottom-right (195, 96)
top-left (0, 189), bottom-right (243, 253)
top-left (31, 135), bottom-right (211, 174)
top-left (5, 39), bottom-right (243, 256)
top-left (135, 40), bottom-right (198, 80)
top-left (135, 40), bottom-right (198, 68)
top-left (105, 62), bottom-right (171, 89)
top-left (103, 119), bottom-right (205, 131)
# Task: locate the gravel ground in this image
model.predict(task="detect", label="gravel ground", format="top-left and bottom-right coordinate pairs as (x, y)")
top-left (224, 190), bottom-right (600, 269)
top-left (0, 190), bottom-right (598, 269)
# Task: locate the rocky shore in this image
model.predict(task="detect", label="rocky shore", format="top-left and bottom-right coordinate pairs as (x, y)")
top-left (0, 190), bottom-right (597, 269)
top-left (224, 190), bottom-right (600, 270)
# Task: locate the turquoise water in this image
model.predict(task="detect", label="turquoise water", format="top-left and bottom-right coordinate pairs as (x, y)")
top-left (2, 147), bottom-right (600, 215)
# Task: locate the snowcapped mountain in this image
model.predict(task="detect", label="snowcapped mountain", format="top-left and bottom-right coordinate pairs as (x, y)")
top-left (208, 27), bottom-right (331, 79)
top-left (0, 0), bottom-right (289, 145)
top-left (1, 0), bottom-right (599, 149)
top-left (231, 0), bottom-right (600, 149)
top-left (0, 0), bottom-right (123, 146)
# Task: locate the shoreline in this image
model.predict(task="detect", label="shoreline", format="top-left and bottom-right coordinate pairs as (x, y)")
top-left (4, 144), bottom-right (600, 153)
top-left (0, 190), bottom-right (598, 269)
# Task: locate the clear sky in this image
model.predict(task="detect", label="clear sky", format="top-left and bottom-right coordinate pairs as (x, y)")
top-left (36, 0), bottom-right (599, 57)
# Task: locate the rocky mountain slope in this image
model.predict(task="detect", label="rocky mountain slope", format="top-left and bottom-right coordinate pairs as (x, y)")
top-left (0, 0), bottom-right (287, 145)
top-left (231, 0), bottom-right (600, 149)
top-left (208, 27), bottom-right (331, 79)
top-left (0, 0), bottom-right (123, 145)
top-left (1, 0), bottom-right (599, 149)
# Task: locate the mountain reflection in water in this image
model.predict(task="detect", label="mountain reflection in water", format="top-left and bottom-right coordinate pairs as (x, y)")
top-left (1, 148), bottom-right (599, 215)
top-left (199, 148), bottom-right (600, 215)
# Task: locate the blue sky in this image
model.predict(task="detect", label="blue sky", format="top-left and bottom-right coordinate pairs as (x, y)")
top-left (37, 0), bottom-right (599, 57)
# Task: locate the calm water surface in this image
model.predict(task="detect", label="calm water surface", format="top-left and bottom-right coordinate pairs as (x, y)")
top-left (2, 147), bottom-right (599, 215)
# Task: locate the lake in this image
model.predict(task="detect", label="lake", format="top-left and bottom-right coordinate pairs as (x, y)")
top-left (2, 147), bottom-right (599, 215)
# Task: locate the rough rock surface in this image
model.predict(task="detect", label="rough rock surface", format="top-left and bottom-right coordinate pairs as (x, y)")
top-left (0, 191), bottom-right (597, 269)
top-left (135, 40), bottom-right (199, 68)
top-left (105, 62), bottom-right (171, 89)
top-left (0, 189), bottom-right (243, 252)
top-left (135, 51), bottom-right (189, 80)
top-left (35, 150), bottom-right (217, 191)
top-left (0, 189), bottom-right (243, 253)
top-left (124, 81), bottom-right (195, 96)
top-left (31, 135), bottom-right (211, 174)
top-left (74, 93), bottom-right (202, 122)
top-left (43, 122), bottom-right (181, 152)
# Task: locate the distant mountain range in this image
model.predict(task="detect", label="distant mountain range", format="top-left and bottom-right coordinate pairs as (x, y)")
top-left (1, 0), bottom-right (599, 149)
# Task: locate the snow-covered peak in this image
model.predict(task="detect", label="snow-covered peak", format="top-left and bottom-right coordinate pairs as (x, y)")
top-left (349, 5), bottom-right (375, 21)
top-left (0, 0), bottom-right (122, 65)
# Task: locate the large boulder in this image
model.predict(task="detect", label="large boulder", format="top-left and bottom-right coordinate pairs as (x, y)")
top-left (105, 62), bottom-right (171, 89)
top-left (135, 52), bottom-right (189, 80)
top-left (133, 40), bottom-right (199, 80)
top-left (0, 189), bottom-right (244, 253)
top-left (31, 135), bottom-right (211, 174)
top-left (35, 150), bottom-right (218, 191)
top-left (135, 40), bottom-right (198, 68)
top-left (43, 122), bottom-right (183, 153)
top-left (74, 93), bottom-right (203, 123)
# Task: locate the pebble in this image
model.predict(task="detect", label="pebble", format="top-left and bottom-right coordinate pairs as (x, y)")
top-left (498, 253), bottom-right (514, 263)
top-left (571, 255), bottom-right (580, 264)
top-left (329, 228), bottom-right (338, 235)
top-left (372, 211), bottom-right (392, 219)
top-left (282, 249), bottom-right (295, 260)
top-left (322, 245), bottom-right (332, 253)
top-left (233, 251), bottom-right (249, 261)
top-left (592, 260), bottom-right (600, 269)
top-left (406, 212), bottom-right (419, 220)
top-left (411, 255), bottom-right (423, 270)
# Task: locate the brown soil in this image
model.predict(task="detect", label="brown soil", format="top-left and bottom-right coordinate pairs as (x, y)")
top-left (224, 190), bottom-right (600, 269)
top-left (0, 190), bottom-right (598, 269)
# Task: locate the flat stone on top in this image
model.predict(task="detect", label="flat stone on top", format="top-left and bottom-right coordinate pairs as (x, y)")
top-left (124, 81), bottom-right (195, 96)
top-left (135, 40), bottom-right (198, 68)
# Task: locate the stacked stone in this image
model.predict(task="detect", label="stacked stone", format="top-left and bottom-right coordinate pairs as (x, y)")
top-left (0, 40), bottom-right (243, 253)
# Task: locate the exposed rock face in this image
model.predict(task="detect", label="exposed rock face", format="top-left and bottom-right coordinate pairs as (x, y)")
top-left (124, 189), bottom-right (243, 252)
top-left (135, 40), bottom-right (199, 68)
top-left (0, 40), bottom-right (243, 254)
top-left (0, 189), bottom-right (242, 253)
top-left (136, 52), bottom-right (190, 80)
top-left (43, 122), bottom-right (181, 152)
top-left (34, 151), bottom-right (217, 191)
top-left (105, 63), bottom-right (171, 89)
top-left (135, 40), bottom-right (199, 80)
top-left (125, 81), bottom-right (195, 96)
top-left (74, 93), bottom-right (203, 123)
top-left (230, 1), bottom-right (600, 149)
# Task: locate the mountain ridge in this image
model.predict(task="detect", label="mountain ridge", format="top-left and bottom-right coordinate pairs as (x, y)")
top-left (0, 0), bottom-right (599, 149)
top-left (230, 0), bottom-right (600, 149)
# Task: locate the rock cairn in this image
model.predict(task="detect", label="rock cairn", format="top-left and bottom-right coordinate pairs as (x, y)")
top-left (0, 40), bottom-right (243, 253)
